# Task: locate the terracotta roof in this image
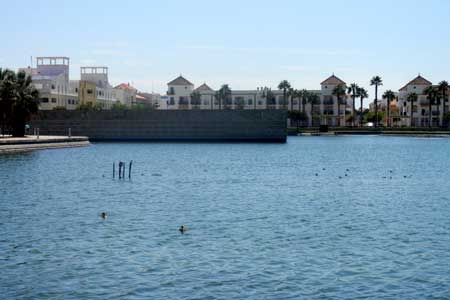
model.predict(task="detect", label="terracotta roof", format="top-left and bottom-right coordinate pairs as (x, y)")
top-left (195, 83), bottom-right (214, 92)
top-left (321, 74), bottom-right (346, 86)
top-left (135, 94), bottom-right (146, 100)
top-left (167, 75), bottom-right (194, 86)
top-left (399, 75), bottom-right (432, 91)
top-left (114, 83), bottom-right (137, 91)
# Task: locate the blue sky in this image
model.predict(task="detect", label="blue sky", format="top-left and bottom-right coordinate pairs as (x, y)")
top-left (1, 0), bottom-right (450, 106)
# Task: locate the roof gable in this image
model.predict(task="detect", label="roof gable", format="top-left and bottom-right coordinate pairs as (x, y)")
top-left (167, 75), bottom-right (194, 86)
top-left (321, 74), bottom-right (346, 86)
top-left (114, 83), bottom-right (137, 91)
top-left (195, 83), bottom-right (214, 92)
top-left (399, 75), bottom-right (432, 91)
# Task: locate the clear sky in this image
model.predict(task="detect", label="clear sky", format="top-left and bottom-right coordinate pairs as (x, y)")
top-left (1, 0), bottom-right (450, 106)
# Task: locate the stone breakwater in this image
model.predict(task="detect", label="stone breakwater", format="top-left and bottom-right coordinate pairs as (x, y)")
top-left (30, 110), bottom-right (287, 143)
top-left (0, 136), bottom-right (89, 154)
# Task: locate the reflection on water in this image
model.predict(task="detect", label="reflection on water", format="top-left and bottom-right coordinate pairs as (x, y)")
top-left (1, 136), bottom-right (450, 299)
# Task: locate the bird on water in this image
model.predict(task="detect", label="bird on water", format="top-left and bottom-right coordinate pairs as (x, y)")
top-left (179, 225), bottom-right (188, 234)
top-left (101, 212), bottom-right (107, 219)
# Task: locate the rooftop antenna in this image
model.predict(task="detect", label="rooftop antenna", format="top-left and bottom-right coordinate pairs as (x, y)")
top-left (152, 81), bottom-right (154, 94)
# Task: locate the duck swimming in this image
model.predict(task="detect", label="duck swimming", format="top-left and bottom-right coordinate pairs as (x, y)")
top-left (101, 212), bottom-right (107, 219)
top-left (179, 225), bottom-right (187, 234)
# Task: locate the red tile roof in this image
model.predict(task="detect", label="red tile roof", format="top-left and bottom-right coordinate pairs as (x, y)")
top-left (114, 83), bottom-right (137, 91)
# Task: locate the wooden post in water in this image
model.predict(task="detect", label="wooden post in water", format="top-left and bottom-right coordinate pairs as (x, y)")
top-left (113, 162), bottom-right (115, 179)
top-left (122, 162), bottom-right (126, 179)
top-left (118, 162), bottom-right (122, 179)
top-left (129, 160), bottom-right (133, 179)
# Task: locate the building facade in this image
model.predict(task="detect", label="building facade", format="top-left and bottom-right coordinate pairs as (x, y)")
top-left (396, 75), bottom-right (448, 127)
top-left (164, 75), bottom-right (351, 126)
top-left (20, 57), bottom-right (136, 110)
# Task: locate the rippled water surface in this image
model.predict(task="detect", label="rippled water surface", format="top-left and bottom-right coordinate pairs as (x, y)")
top-left (1, 136), bottom-right (450, 299)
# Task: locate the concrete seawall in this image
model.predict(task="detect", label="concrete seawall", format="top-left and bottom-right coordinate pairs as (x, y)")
top-left (0, 136), bottom-right (90, 154)
top-left (30, 110), bottom-right (287, 143)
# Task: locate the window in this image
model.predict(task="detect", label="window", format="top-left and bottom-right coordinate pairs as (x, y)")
top-left (41, 98), bottom-right (49, 103)
top-left (204, 100), bottom-right (209, 105)
top-left (169, 97), bottom-right (175, 105)
top-left (258, 100), bottom-right (262, 105)
top-left (248, 99), bottom-right (253, 105)
top-left (87, 89), bottom-right (93, 94)
top-left (51, 98), bottom-right (56, 103)
top-left (51, 84), bottom-right (55, 90)
top-left (75, 88), bottom-right (78, 93)
top-left (169, 87), bottom-right (175, 95)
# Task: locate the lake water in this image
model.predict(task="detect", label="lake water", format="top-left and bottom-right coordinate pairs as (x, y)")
top-left (1, 136), bottom-right (450, 299)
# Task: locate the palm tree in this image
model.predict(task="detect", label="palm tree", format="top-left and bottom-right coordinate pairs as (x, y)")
top-left (438, 81), bottom-right (449, 125)
top-left (347, 83), bottom-right (359, 127)
top-left (11, 71), bottom-right (40, 137)
top-left (307, 92), bottom-right (320, 127)
top-left (370, 76), bottom-right (383, 127)
top-left (332, 84), bottom-right (347, 127)
top-left (383, 90), bottom-right (395, 127)
top-left (278, 80), bottom-right (291, 110)
top-left (299, 89), bottom-right (308, 113)
top-left (288, 87), bottom-right (297, 111)
top-left (423, 86), bottom-right (439, 128)
top-left (357, 87), bottom-right (368, 127)
top-left (215, 84), bottom-right (231, 110)
top-left (190, 91), bottom-right (202, 109)
top-left (407, 93), bottom-right (418, 127)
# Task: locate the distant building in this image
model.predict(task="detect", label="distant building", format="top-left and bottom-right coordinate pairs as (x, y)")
top-left (19, 57), bottom-right (78, 110)
top-left (163, 74), bottom-right (351, 126)
top-left (397, 75), bottom-right (439, 127)
top-left (19, 57), bottom-right (139, 110)
top-left (114, 83), bottom-right (137, 106)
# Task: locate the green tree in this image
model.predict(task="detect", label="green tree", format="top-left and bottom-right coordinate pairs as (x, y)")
top-left (111, 102), bottom-right (128, 110)
top-left (288, 88), bottom-right (298, 111)
top-left (407, 92), bottom-right (418, 127)
top-left (423, 86), bottom-right (439, 128)
top-left (357, 87), bottom-right (368, 127)
top-left (215, 84), bottom-right (231, 110)
top-left (383, 90), bottom-right (395, 128)
top-left (347, 83), bottom-right (360, 127)
top-left (0, 68), bottom-right (17, 135)
top-left (11, 71), bottom-right (40, 137)
top-left (190, 91), bottom-right (202, 108)
top-left (307, 92), bottom-right (320, 127)
top-left (332, 84), bottom-right (347, 126)
top-left (288, 110), bottom-right (307, 131)
top-left (278, 80), bottom-right (291, 110)
top-left (438, 81), bottom-right (449, 125)
top-left (370, 76), bottom-right (383, 127)
top-left (299, 89), bottom-right (309, 113)
top-left (77, 101), bottom-right (102, 112)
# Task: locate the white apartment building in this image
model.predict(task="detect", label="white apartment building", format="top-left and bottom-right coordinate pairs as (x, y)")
top-left (397, 75), bottom-right (447, 127)
top-left (20, 57), bottom-right (79, 110)
top-left (165, 74), bottom-right (351, 126)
